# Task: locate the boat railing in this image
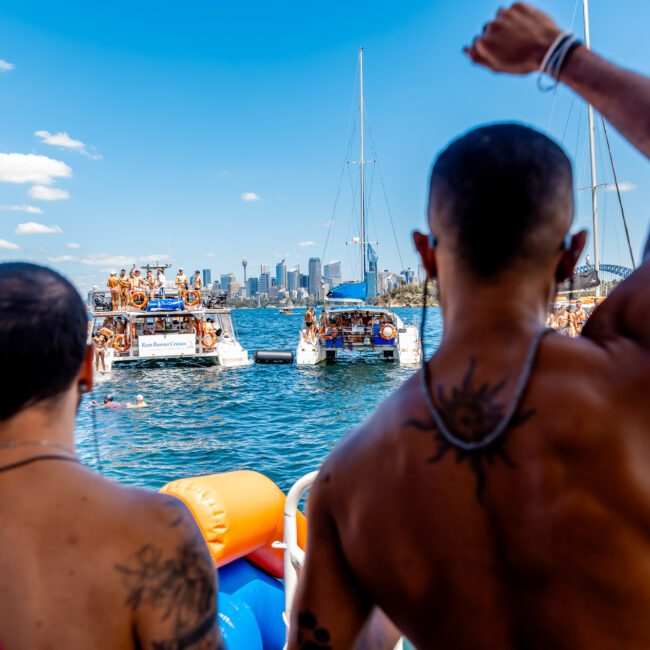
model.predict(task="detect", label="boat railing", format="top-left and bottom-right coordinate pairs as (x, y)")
top-left (276, 470), bottom-right (405, 650)
top-left (273, 470), bottom-right (318, 642)
top-left (89, 289), bottom-right (227, 312)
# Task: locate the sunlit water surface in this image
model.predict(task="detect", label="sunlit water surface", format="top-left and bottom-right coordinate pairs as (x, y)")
top-left (76, 307), bottom-right (442, 492)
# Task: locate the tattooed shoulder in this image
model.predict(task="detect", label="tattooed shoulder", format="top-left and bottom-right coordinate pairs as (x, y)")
top-left (115, 498), bottom-right (220, 649)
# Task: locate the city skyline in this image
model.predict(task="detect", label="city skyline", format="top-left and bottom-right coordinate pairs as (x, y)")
top-left (0, 0), bottom-right (648, 294)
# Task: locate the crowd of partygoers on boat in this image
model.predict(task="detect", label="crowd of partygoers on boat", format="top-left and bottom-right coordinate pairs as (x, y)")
top-left (105, 266), bottom-right (204, 311)
top-left (545, 297), bottom-right (603, 336)
top-left (0, 3), bottom-right (649, 649)
top-left (304, 307), bottom-right (399, 343)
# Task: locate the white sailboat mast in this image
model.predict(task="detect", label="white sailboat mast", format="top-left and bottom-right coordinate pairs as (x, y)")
top-left (359, 47), bottom-right (366, 282)
top-left (582, 0), bottom-right (600, 287)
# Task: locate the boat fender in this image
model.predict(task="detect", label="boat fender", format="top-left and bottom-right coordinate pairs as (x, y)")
top-left (254, 350), bottom-right (294, 364)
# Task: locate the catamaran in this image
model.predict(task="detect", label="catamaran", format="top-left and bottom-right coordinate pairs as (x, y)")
top-left (296, 49), bottom-right (422, 366)
top-left (89, 275), bottom-right (250, 371)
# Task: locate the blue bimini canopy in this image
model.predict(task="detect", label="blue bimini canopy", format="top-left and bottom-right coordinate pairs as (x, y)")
top-left (327, 281), bottom-right (366, 301)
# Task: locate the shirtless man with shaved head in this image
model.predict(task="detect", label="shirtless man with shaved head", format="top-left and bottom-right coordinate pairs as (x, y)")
top-left (291, 4), bottom-right (650, 649)
top-left (0, 263), bottom-right (223, 649)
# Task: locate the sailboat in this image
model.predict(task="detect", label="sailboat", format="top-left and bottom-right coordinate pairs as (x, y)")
top-left (296, 49), bottom-right (422, 366)
top-left (556, 0), bottom-right (636, 305)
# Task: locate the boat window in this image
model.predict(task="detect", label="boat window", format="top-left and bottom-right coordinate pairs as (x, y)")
top-left (216, 313), bottom-right (234, 338)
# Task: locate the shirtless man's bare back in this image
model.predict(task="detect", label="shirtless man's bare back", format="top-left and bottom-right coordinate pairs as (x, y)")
top-left (290, 6), bottom-right (650, 648)
top-left (0, 263), bottom-right (223, 650)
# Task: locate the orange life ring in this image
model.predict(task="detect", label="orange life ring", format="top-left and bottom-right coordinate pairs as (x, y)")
top-left (183, 290), bottom-right (200, 308)
top-left (113, 333), bottom-right (131, 352)
top-left (202, 331), bottom-right (217, 349)
top-left (319, 325), bottom-right (338, 341)
top-left (130, 291), bottom-right (148, 310)
top-left (379, 323), bottom-right (397, 341)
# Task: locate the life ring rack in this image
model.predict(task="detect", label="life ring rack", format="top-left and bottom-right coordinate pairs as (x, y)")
top-left (319, 325), bottom-right (338, 341)
top-left (130, 291), bottom-right (148, 310)
top-left (113, 333), bottom-right (131, 353)
top-left (183, 290), bottom-right (201, 308)
top-left (379, 323), bottom-right (398, 341)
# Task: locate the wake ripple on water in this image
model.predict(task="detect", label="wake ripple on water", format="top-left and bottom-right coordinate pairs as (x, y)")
top-left (76, 307), bottom-right (443, 492)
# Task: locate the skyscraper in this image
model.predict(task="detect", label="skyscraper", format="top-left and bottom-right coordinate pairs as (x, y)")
top-left (247, 277), bottom-right (259, 297)
top-left (287, 268), bottom-right (299, 292)
top-left (275, 259), bottom-right (287, 289)
top-left (308, 257), bottom-right (322, 297)
top-left (220, 273), bottom-right (238, 297)
top-left (202, 268), bottom-right (212, 287)
top-left (259, 271), bottom-right (271, 295)
top-left (323, 260), bottom-right (342, 289)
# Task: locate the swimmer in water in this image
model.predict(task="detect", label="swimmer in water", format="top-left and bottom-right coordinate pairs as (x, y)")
top-left (126, 394), bottom-right (147, 409)
top-left (103, 394), bottom-right (121, 409)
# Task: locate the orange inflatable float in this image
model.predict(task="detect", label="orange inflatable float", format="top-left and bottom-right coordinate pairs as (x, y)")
top-left (160, 470), bottom-right (307, 578)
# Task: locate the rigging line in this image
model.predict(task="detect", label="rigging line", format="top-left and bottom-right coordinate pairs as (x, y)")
top-left (322, 59), bottom-right (360, 266)
top-left (600, 115), bottom-right (636, 268)
top-left (560, 94), bottom-right (576, 145)
top-left (366, 120), bottom-right (405, 270)
top-left (546, 0), bottom-right (580, 133)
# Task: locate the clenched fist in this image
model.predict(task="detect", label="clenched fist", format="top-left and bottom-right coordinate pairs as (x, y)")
top-left (464, 3), bottom-right (564, 74)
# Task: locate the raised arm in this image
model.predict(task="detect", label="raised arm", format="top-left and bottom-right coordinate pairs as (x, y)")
top-left (465, 2), bottom-right (650, 158)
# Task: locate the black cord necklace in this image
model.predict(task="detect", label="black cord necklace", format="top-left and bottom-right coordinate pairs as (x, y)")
top-left (0, 455), bottom-right (80, 475)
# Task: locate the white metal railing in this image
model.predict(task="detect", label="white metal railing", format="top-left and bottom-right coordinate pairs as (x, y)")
top-left (275, 469), bottom-right (404, 650)
top-left (272, 470), bottom-right (318, 647)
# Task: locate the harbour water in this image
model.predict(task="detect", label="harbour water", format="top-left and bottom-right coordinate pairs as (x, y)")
top-left (76, 307), bottom-right (443, 492)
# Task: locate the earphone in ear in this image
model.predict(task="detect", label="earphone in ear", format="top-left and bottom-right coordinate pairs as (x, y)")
top-left (429, 233), bottom-right (437, 249)
top-left (79, 381), bottom-right (90, 394)
top-left (561, 233), bottom-right (572, 251)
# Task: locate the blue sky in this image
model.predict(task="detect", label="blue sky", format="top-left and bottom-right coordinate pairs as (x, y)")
top-left (0, 0), bottom-right (647, 292)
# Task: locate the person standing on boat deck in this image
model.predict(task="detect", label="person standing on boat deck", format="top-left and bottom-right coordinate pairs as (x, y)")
top-left (92, 331), bottom-right (108, 372)
top-left (145, 270), bottom-right (156, 300)
top-left (574, 300), bottom-right (588, 334)
top-left (106, 271), bottom-right (120, 311)
top-left (118, 268), bottom-right (130, 310)
top-left (304, 306), bottom-right (316, 342)
top-left (156, 267), bottom-right (166, 297)
top-left (176, 268), bottom-right (189, 295)
top-left (290, 6), bottom-right (650, 647)
top-left (192, 270), bottom-right (203, 292)
top-left (0, 262), bottom-right (223, 649)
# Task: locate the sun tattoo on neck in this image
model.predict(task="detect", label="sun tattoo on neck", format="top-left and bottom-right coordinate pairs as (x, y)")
top-left (406, 358), bottom-right (534, 505)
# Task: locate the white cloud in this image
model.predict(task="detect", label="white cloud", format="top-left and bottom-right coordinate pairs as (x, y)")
top-left (29, 185), bottom-right (70, 201)
top-left (298, 240), bottom-right (316, 247)
top-left (66, 242), bottom-right (81, 249)
top-left (15, 222), bottom-right (63, 235)
top-left (80, 253), bottom-right (133, 267)
top-left (35, 130), bottom-right (102, 160)
top-left (0, 59), bottom-right (14, 72)
top-left (0, 239), bottom-right (20, 250)
top-left (321, 219), bottom-right (335, 228)
top-left (0, 204), bottom-right (42, 214)
top-left (139, 254), bottom-right (170, 263)
top-left (607, 181), bottom-right (635, 192)
top-left (48, 255), bottom-right (77, 263)
top-left (206, 252), bottom-right (216, 258)
top-left (0, 153), bottom-right (72, 185)
top-left (241, 192), bottom-right (260, 202)
top-left (217, 169), bottom-right (230, 177)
